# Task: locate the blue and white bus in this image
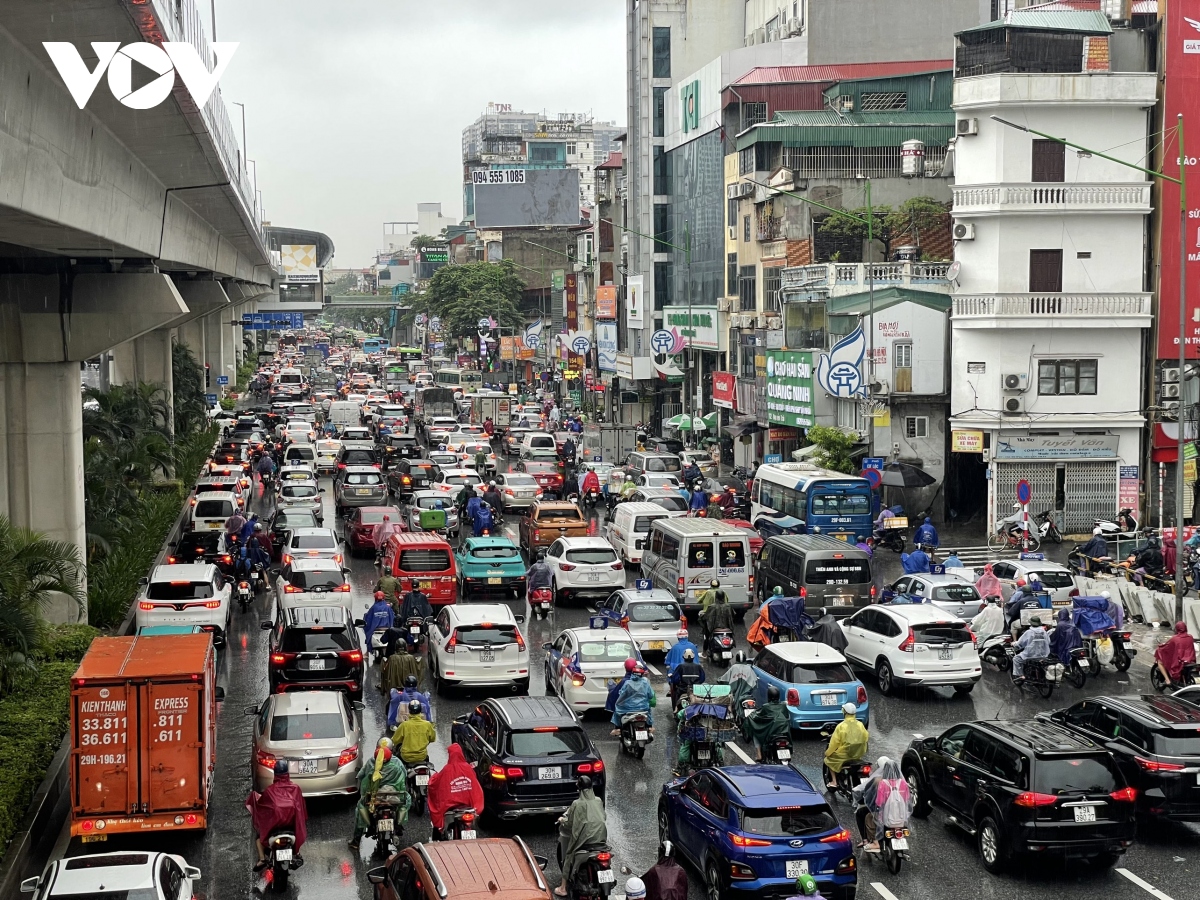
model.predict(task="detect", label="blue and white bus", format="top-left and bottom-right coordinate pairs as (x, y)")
top-left (362, 338), bottom-right (384, 355)
top-left (750, 462), bottom-right (874, 544)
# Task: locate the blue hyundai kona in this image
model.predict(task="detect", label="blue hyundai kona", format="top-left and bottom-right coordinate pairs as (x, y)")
top-left (658, 765), bottom-right (857, 900)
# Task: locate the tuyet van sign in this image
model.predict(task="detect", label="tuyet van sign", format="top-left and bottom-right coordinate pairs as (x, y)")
top-left (43, 41), bottom-right (239, 110)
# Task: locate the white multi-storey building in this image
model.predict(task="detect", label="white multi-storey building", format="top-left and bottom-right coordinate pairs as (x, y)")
top-left (946, 11), bottom-right (1155, 532)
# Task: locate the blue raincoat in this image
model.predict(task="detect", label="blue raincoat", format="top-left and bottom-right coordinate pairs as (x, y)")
top-left (612, 672), bottom-right (655, 726)
top-left (902, 549), bottom-right (930, 574)
top-left (387, 687), bottom-right (432, 729)
top-left (913, 517), bottom-right (939, 547)
top-left (1050, 608), bottom-right (1083, 664)
top-left (363, 599), bottom-right (395, 639)
top-left (664, 639), bottom-right (699, 675)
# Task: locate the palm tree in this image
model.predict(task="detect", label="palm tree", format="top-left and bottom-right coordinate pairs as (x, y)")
top-left (0, 516), bottom-right (84, 690)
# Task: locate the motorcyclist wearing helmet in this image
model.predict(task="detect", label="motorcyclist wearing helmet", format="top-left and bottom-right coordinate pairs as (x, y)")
top-left (663, 634), bottom-right (700, 676)
top-left (526, 549), bottom-right (553, 597)
top-left (387, 674), bottom-right (432, 729)
top-left (349, 738), bottom-right (409, 852)
top-left (482, 480), bottom-right (504, 516)
top-left (667, 647), bottom-right (705, 708)
top-left (1006, 574), bottom-right (1049, 636)
top-left (699, 587), bottom-right (734, 659)
top-left (785, 874), bottom-right (826, 900)
top-left (248, 758), bottom-right (308, 870)
top-left (746, 684), bottom-right (791, 761)
top-left (398, 584), bottom-right (433, 650)
top-left (363, 591), bottom-right (396, 662)
top-left (251, 521), bottom-right (273, 562)
top-left (696, 579), bottom-right (721, 615)
top-left (852, 756), bottom-right (913, 852)
top-left (822, 702), bottom-right (869, 789)
top-left (427, 742), bottom-right (485, 838)
top-left (688, 481), bottom-right (709, 514)
top-left (391, 699), bottom-right (437, 765)
top-left (610, 663), bottom-right (655, 736)
top-left (556, 775), bottom-right (607, 898)
top-left (580, 465), bottom-right (601, 496)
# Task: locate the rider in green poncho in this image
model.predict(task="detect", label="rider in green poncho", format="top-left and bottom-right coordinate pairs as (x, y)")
top-left (555, 776), bottom-right (608, 897)
top-left (349, 738), bottom-right (410, 851)
top-left (744, 684), bottom-right (791, 760)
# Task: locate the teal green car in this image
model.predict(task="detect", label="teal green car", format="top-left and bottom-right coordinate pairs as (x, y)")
top-left (455, 536), bottom-right (527, 600)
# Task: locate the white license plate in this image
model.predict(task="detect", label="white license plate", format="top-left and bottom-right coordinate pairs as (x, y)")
top-left (832, 596), bottom-right (852, 606)
top-left (377, 819), bottom-right (393, 833)
top-left (275, 848), bottom-right (293, 862)
top-left (539, 766), bottom-right (561, 780)
top-left (939, 649), bottom-right (953, 660)
top-left (461, 829), bottom-right (477, 839)
top-left (721, 651), bottom-right (731, 659)
top-left (586, 573), bottom-right (603, 582)
top-left (698, 749), bottom-right (712, 760)
top-left (481, 649), bottom-right (495, 662)
top-left (298, 759), bottom-right (318, 774)
top-left (891, 837), bottom-right (908, 851)
top-left (1073, 806), bottom-right (1097, 823)
top-left (306, 658), bottom-right (328, 670)
top-left (597, 870), bottom-right (615, 884)
top-left (785, 860), bottom-right (809, 878)
top-left (818, 694), bottom-right (840, 706)
top-left (488, 577), bottom-right (502, 585)
top-left (777, 748), bottom-right (792, 760)
top-left (410, 626), bottom-right (420, 634)
top-left (415, 774), bottom-right (429, 786)
top-left (635, 730), bottom-right (649, 741)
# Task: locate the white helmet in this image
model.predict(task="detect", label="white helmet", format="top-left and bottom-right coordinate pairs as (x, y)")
top-left (489, 480), bottom-right (496, 487)
top-left (842, 702), bottom-right (857, 715)
top-left (1101, 591), bottom-right (1111, 599)
top-left (1093, 526), bottom-right (1102, 535)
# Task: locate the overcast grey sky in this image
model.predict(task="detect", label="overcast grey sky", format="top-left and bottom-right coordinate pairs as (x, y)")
top-left (214, 1), bottom-right (626, 268)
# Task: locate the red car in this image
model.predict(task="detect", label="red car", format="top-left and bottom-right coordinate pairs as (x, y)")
top-left (723, 519), bottom-right (764, 556)
top-left (517, 460), bottom-right (564, 498)
top-left (343, 506), bottom-right (397, 557)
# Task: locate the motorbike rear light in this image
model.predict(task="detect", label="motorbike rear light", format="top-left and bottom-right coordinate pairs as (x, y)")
top-left (1014, 791), bottom-right (1059, 808)
top-left (139, 602), bottom-right (155, 611)
top-left (238, 581), bottom-right (250, 589)
top-left (820, 828), bottom-right (851, 843)
top-left (729, 833), bottom-right (772, 847)
top-left (596, 852), bottom-right (612, 864)
top-left (337, 746), bottom-right (359, 767)
top-left (834, 857), bottom-right (857, 876)
top-left (559, 563), bottom-right (576, 572)
top-left (857, 685), bottom-right (867, 705)
top-left (611, 562), bottom-right (624, 570)
top-left (256, 750), bottom-right (277, 769)
top-left (341, 649), bottom-right (363, 663)
top-left (1110, 787), bottom-right (1138, 802)
top-left (221, 554), bottom-right (232, 564)
top-left (786, 688), bottom-right (800, 706)
top-left (1135, 756), bottom-right (1185, 773)
top-left (898, 628), bottom-right (915, 652)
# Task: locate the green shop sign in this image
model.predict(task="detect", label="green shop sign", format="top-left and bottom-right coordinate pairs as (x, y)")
top-left (765, 350), bottom-right (815, 428)
top-left (663, 306), bottom-right (721, 351)
top-left (681, 80), bottom-right (700, 133)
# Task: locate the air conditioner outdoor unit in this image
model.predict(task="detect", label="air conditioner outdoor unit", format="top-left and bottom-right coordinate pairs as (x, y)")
top-left (953, 222), bottom-right (975, 241)
top-left (755, 313), bottom-right (769, 328)
top-left (787, 17), bottom-right (803, 36)
top-left (1162, 366), bottom-right (1181, 383)
top-left (729, 226), bottom-right (737, 241)
top-left (1003, 395), bottom-right (1025, 414)
top-left (730, 314), bottom-right (746, 328)
top-left (957, 118), bottom-right (979, 136)
top-left (1002, 372), bottom-right (1028, 392)
top-left (836, 96), bottom-right (854, 113)
top-left (766, 316), bottom-right (782, 329)
top-left (1162, 399), bottom-right (1181, 419)
top-left (718, 297), bottom-right (733, 312)
top-left (873, 379), bottom-right (890, 396)
top-left (1162, 382), bottom-right (1182, 399)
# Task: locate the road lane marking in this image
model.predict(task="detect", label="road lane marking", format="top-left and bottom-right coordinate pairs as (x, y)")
top-left (725, 741), bottom-right (754, 764)
top-left (643, 661), bottom-right (661, 676)
top-left (1116, 869), bottom-right (1175, 900)
top-left (870, 885), bottom-right (901, 900)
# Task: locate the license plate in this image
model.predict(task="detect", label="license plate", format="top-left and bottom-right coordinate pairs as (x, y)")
top-left (832, 596), bottom-right (852, 606)
top-left (818, 694), bottom-right (839, 706)
top-left (81, 834), bottom-right (107, 843)
top-left (646, 641), bottom-right (665, 651)
top-left (205, 522), bottom-right (221, 530)
top-left (275, 848), bottom-right (293, 862)
top-left (777, 748), bottom-right (792, 760)
top-left (586, 573), bottom-right (603, 582)
top-left (939, 648), bottom-right (953, 660)
top-left (597, 870), bottom-right (615, 884)
top-left (410, 626), bottom-right (420, 634)
top-left (416, 774), bottom-right (429, 786)
top-left (721, 651), bottom-right (731, 659)
top-left (698, 748), bottom-right (711, 760)
top-left (461, 829), bottom-right (477, 839)
top-left (488, 577), bottom-right (501, 585)
top-left (635, 730), bottom-right (649, 741)
top-left (376, 818), bottom-right (393, 833)
top-left (355, 488), bottom-right (371, 495)
top-left (481, 649), bottom-right (495, 662)
top-left (306, 658), bottom-right (328, 670)
top-left (298, 759), bottom-right (319, 774)
top-left (419, 581), bottom-right (432, 589)
top-left (539, 766), bottom-right (561, 780)
top-left (785, 860), bottom-right (809, 878)
top-left (891, 837), bottom-right (909, 851)
top-left (1073, 806), bottom-right (1096, 823)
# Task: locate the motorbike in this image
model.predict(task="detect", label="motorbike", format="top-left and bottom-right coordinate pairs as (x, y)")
top-left (437, 806), bottom-right (478, 841)
top-left (761, 734), bottom-right (794, 764)
top-left (556, 844), bottom-right (615, 900)
top-left (1033, 509), bottom-right (1063, 544)
top-left (1095, 508), bottom-right (1138, 534)
top-left (1079, 630), bottom-right (1135, 675)
top-left (875, 516), bottom-right (907, 553)
top-left (528, 586), bottom-right (553, 619)
top-left (367, 786), bottom-right (405, 858)
top-left (706, 628), bottom-right (735, 668)
top-left (407, 762), bottom-right (432, 816)
top-left (582, 489), bottom-right (602, 512)
top-left (1151, 660), bottom-right (1200, 692)
top-left (1064, 646), bottom-right (1090, 689)
top-left (1013, 655), bottom-right (1064, 699)
top-left (264, 830), bottom-right (297, 892)
top-left (875, 821), bottom-right (912, 875)
top-left (619, 711), bottom-right (652, 759)
top-left (405, 616), bottom-right (427, 650)
top-left (668, 672), bottom-right (704, 711)
top-left (250, 562), bottom-right (266, 595)
top-left (236, 579), bottom-right (252, 612)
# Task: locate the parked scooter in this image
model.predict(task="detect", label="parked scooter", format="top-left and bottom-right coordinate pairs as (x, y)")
top-left (1095, 508), bottom-right (1138, 535)
top-left (1034, 509), bottom-right (1063, 544)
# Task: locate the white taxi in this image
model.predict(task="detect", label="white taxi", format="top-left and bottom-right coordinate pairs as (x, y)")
top-left (543, 619), bottom-right (642, 711)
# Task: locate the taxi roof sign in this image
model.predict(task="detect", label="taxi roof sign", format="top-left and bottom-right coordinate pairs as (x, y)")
top-left (635, 579), bottom-right (653, 591)
top-left (588, 615), bottom-right (609, 630)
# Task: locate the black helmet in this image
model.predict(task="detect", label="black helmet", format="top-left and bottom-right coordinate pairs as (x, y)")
top-left (577, 774), bottom-right (593, 792)
top-left (404, 675), bottom-right (418, 690)
top-left (408, 699), bottom-right (423, 714)
top-left (273, 759), bottom-right (289, 776)
top-left (734, 650), bottom-right (747, 664)
top-left (767, 685), bottom-right (781, 703)
top-left (710, 579), bottom-right (720, 589)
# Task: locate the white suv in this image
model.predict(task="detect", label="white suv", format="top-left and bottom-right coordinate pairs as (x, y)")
top-left (22, 852), bottom-right (201, 900)
top-left (427, 603), bottom-right (529, 694)
top-left (545, 537), bottom-right (626, 605)
top-left (839, 603), bottom-right (981, 696)
top-left (275, 557), bottom-right (353, 615)
top-left (136, 563), bottom-right (232, 643)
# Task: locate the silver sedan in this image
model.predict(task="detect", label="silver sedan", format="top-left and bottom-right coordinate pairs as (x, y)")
top-left (886, 572), bottom-right (986, 619)
top-left (246, 690), bottom-right (364, 796)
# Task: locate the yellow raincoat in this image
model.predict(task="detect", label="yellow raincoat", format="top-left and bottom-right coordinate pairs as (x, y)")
top-left (824, 713), bottom-right (869, 773)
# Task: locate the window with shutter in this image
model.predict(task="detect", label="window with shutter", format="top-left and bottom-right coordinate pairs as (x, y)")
top-left (1031, 140), bottom-right (1065, 183)
top-left (1029, 250), bottom-right (1063, 292)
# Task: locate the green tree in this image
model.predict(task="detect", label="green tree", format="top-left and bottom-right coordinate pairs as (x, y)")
top-left (817, 196), bottom-right (950, 261)
top-left (403, 261), bottom-right (526, 337)
top-left (172, 342), bottom-right (207, 435)
top-left (804, 425), bottom-right (857, 474)
top-left (409, 233), bottom-right (439, 250)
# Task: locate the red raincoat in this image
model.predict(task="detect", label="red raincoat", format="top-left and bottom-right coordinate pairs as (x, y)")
top-left (427, 744), bottom-right (485, 829)
top-left (1155, 622), bottom-right (1197, 682)
top-left (246, 773), bottom-right (308, 849)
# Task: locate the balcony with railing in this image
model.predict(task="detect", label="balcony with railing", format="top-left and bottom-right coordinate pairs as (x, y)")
top-left (781, 262), bottom-right (952, 298)
top-left (952, 183), bottom-right (1151, 216)
top-left (757, 216), bottom-right (784, 242)
top-left (952, 293), bottom-right (1152, 327)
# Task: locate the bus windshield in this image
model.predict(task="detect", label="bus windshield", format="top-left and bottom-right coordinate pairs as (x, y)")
top-left (810, 491), bottom-right (871, 517)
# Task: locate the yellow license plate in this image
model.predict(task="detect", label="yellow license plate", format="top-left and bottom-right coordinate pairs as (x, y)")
top-left (81, 834), bottom-right (107, 843)
top-left (646, 641), bottom-right (665, 650)
top-left (419, 581), bottom-right (433, 589)
top-left (488, 577), bottom-right (502, 585)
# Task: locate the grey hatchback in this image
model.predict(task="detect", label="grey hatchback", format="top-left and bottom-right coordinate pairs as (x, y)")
top-left (333, 465), bottom-right (387, 514)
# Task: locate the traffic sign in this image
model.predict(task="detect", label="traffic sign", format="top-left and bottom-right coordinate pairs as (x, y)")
top-left (205, 393), bottom-right (218, 405)
top-left (1016, 479), bottom-right (1031, 504)
top-left (216, 375), bottom-right (229, 385)
top-left (861, 468), bottom-right (882, 488)
top-left (862, 457), bottom-right (885, 470)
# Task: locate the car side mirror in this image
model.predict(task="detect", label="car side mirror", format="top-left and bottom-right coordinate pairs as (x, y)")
top-left (343, 568), bottom-right (353, 576)
top-left (454, 713), bottom-right (468, 726)
top-left (260, 620), bottom-right (273, 630)
top-left (20, 877), bottom-right (40, 893)
top-left (354, 618), bottom-right (365, 628)
top-left (352, 701), bottom-right (366, 712)
top-left (168, 541), bottom-right (178, 549)
top-left (184, 866), bottom-right (202, 881)
top-left (366, 867), bottom-right (387, 886)
top-left (542, 642), bottom-right (553, 651)
top-left (244, 704), bottom-right (260, 716)
top-left (138, 576), bottom-right (149, 586)
top-left (514, 614), bottom-right (526, 624)
top-left (214, 686), bottom-right (226, 702)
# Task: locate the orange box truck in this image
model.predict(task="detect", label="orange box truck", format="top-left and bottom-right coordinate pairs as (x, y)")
top-left (69, 633), bottom-right (222, 840)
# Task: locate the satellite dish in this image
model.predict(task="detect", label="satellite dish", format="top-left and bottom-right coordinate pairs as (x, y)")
top-left (946, 261), bottom-right (961, 282)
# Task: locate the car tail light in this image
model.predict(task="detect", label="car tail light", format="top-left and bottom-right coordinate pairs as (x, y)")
top-left (834, 857), bottom-right (856, 876)
top-left (1014, 791), bottom-right (1059, 808)
top-left (1069, 587), bottom-right (1080, 598)
top-left (337, 746), bottom-right (359, 768)
top-left (786, 688), bottom-right (800, 706)
top-left (189, 497), bottom-right (197, 506)
top-left (611, 562), bottom-right (624, 570)
top-left (729, 833), bottom-right (772, 847)
top-left (80, 819), bottom-right (94, 832)
top-left (139, 601), bottom-right (155, 611)
top-left (270, 652), bottom-right (295, 665)
top-left (870, 584), bottom-right (877, 599)
top-left (282, 554), bottom-right (295, 565)
top-left (284, 584), bottom-right (303, 593)
top-left (533, 529), bottom-right (540, 542)
top-left (506, 766), bottom-right (524, 779)
top-left (341, 649), bottom-right (363, 664)
top-left (167, 556), bottom-right (177, 564)
top-left (504, 488), bottom-right (514, 495)
top-left (514, 630), bottom-right (526, 651)
top-left (857, 685), bottom-right (867, 705)
top-left (559, 563), bottom-right (576, 572)
top-left (221, 554), bottom-right (232, 565)
top-left (677, 576), bottom-right (686, 596)
top-left (489, 765), bottom-right (507, 780)
top-left (446, 633), bottom-right (457, 652)
top-left (334, 583), bottom-right (351, 593)
top-left (570, 672), bottom-right (586, 687)
top-left (799, 586), bottom-right (807, 599)
top-left (1110, 786), bottom-right (1138, 802)
top-left (898, 628), bottom-right (915, 652)
top-left (1136, 756), bottom-right (1184, 773)
top-left (592, 760), bottom-right (604, 773)
top-left (577, 762), bottom-right (596, 773)
top-left (204, 600), bottom-right (222, 609)
top-left (820, 828), bottom-right (851, 843)
top-left (237, 497), bottom-right (245, 507)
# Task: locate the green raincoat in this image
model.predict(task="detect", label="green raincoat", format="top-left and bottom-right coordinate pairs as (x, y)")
top-left (355, 756), bottom-right (410, 832)
top-left (744, 701), bottom-right (790, 750)
top-left (559, 788), bottom-right (607, 885)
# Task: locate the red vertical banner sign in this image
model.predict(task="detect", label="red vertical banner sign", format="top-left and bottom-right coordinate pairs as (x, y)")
top-left (565, 273), bottom-right (580, 371)
top-left (1159, 0), bottom-right (1200, 359)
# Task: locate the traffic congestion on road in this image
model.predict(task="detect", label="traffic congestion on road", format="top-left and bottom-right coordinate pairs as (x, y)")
top-left (41, 333), bottom-right (1200, 900)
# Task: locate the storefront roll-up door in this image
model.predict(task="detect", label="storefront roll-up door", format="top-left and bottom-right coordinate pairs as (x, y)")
top-left (1063, 461), bottom-right (1118, 532)
top-left (995, 462), bottom-right (1056, 526)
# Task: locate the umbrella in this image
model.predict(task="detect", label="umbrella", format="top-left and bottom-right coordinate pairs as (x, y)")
top-left (691, 416), bottom-right (706, 431)
top-left (880, 462), bottom-right (937, 488)
top-left (702, 412), bottom-right (719, 430)
top-left (677, 416), bottom-right (693, 431)
top-left (664, 414), bottom-right (688, 428)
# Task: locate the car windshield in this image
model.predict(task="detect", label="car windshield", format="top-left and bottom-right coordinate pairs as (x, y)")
top-left (505, 475), bottom-right (537, 487)
top-left (632, 515), bottom-right (668, 532)
top-left (293, 534), bottom-right (336, 549)
top-left (539, 509), bottom-right (584, 523)
top-left (1033, 757), bottom-right (1116, 794)
top-left (147, 581), bottom-right (213, 600)
top-left (275, 513), bottom-right (317, 529)
top-left (471, 545), bottom-right (519, 559)
top-left (804, 559), bottom-right (870, 585)
top-left (932, 585), bottom-right (980, 603)
top-left (287, 570), bottom-right (344, 590)
top-left (912, 624), bottom-right (971, 645)
top-left (398, 549), bottom-right (452, 572)
top-left (270, 711), bottom-right (346, 741)
top-left (810, 492), bottom-right (871, 516)
top-left (644, 457), bottom-right (682, 472)
top-left (628, 602), bottom-right (680, 623)
top-left (650, 496), bottom-right (688, 512)
top-left (53, 892), bottom-right (159, 900)
top-left (740, 806), bottom-right (840, 837)
top-left (345, 472), bottom-right (382, 485)
top-left (789, 662), bottom-right (856, 683)
top-left (445, 474), bottom-right (479, 486)
top-left (342, 451), bottom-right (376, 466)
top-left (525, 463), bottom-right (559, 474)
top-left (578, 640), bottom-right (635, 660)
top-left (416, 497), bottom-right (451, 512)
top-left (508, 728), bottom-right (590, 757)
top-left (565, 548), bottom-right (616, 565)
top-left (1034, 570), bottom-right (1075, 590)
top-left (195, 499), bottom-right (234, 517)
top-left (281, 485), bottom-right (318, 499)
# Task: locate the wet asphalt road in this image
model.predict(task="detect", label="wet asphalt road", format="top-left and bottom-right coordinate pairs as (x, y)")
top-left (53, 440), bottom-right (1200, 900)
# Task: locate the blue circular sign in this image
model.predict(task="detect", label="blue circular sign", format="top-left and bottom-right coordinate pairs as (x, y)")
top-left (650, 330), bottom-right (676, 354)
top-left (1016, 479), bottom-right (1031, 504)
top-left (861, 468), bottom-right (882, 488)
top-left (571, 336), bottom-right (591, 354)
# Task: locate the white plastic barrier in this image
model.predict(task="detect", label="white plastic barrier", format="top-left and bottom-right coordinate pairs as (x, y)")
top-left (1183, 596), bottom-right (1200, 638)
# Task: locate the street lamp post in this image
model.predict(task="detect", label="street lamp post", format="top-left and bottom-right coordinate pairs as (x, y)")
top-left (991, 114), bottom-right (1187, 622)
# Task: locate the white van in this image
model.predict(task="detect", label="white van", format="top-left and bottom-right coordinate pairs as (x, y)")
top-left (605, 502), bottom-right (672, 568)
top-left (327, 400), bottom-right (361, 428)
top-left (640, 518), bottom-right (753, 614)
top-left (520, 432), bottom-right (557, 457)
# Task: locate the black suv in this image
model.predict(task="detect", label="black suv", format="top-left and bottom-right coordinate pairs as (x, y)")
top-left (335, 441), bottom-right (379, 470)
top-left (387, 458), bottom-right (436, 500)
top-left (902, 719), bottom-right (1136, 873)
top-left (263, 605), bottom-right (366, 700)
top-left (268, 508), bottom-right (321, 562)
top-left (171, 530), bottom-right (233, 574)
top-left (214, 440), bottom-right (249, 468)
top-left (451, 696), bottom-right (605, 820)
top-left (1042, 696), bottom-right (1200, 821)
top-left (381, 433), bottom-right (422, 465)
